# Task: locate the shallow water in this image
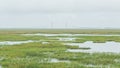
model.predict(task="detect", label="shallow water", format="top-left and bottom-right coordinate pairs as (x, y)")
top-left (39, 58), bottom-right (70, 63)
top-left (42, 42), bottom-right (49, 44)
top-left (65, 41), bottom-right (120, 53)
top-left (85, 64), bottom-right (110, 68)
top-left (22, 33), bottom-right (120, 36)
top-left (22, 33), bottom-right (74, 36)
top-left (0, 40), bottom-right (34, 45)
top-left (50, 58), bottom-right (70, 63)
top-left (58, 38), bottom-right (76, 41)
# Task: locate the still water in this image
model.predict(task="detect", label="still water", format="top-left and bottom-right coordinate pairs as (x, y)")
top-left (65, 41), bottom-right (120, 53)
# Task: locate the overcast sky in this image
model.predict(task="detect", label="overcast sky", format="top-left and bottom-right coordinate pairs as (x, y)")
top-left (0, 0), bottom-right (120, 28)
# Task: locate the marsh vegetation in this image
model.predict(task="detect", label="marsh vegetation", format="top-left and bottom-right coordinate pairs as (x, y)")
top-left (0, 29), bottom-right (120, 68)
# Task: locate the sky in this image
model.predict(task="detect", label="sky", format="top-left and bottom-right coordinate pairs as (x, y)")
top-left (0, 0), bottom-right (120, 28)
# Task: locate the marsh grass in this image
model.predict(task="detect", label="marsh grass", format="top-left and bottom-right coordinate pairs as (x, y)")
top-left (1, 42), bottom-right (120, 68)
top-left (0, 29), bottom-right (120, 68)
top-left (66, 46), bottom-right (80, 49)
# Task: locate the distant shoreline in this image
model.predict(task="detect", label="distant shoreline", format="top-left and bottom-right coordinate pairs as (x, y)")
top-left (0, 28), bottom-right (120, 34)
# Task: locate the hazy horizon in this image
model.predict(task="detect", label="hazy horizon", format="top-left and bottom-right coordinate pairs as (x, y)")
top-left (0, 0), bottom-right (120, 28)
